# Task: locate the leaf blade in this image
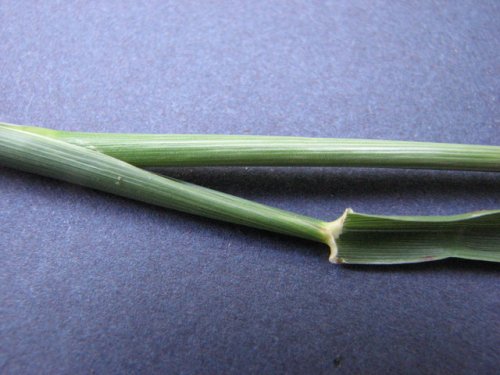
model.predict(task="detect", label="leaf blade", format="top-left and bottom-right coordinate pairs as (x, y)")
top-left (335, 211), bottom-right (500, 264)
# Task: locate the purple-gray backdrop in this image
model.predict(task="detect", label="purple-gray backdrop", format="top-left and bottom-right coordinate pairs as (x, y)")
top-left (1, 1), bottom-right (499, 374)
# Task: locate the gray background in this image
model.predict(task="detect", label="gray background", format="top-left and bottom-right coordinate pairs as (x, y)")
top-left (1, 1), bottom-right (499, 374)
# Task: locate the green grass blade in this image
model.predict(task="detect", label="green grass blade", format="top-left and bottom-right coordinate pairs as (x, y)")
top-left (4, 123), bottom-right (500, 172)
top-left (333, 210), bottom-right (500, 264)
top-left (1, 124), bottom-right (499, 264)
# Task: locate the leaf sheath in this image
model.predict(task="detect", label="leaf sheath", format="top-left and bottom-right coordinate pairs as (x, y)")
top-left (0, 125), bottom-right (329, 244)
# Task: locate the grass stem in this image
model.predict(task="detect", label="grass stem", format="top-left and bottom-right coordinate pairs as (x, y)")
top-left (4, 123), bottom-right (500, 172)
